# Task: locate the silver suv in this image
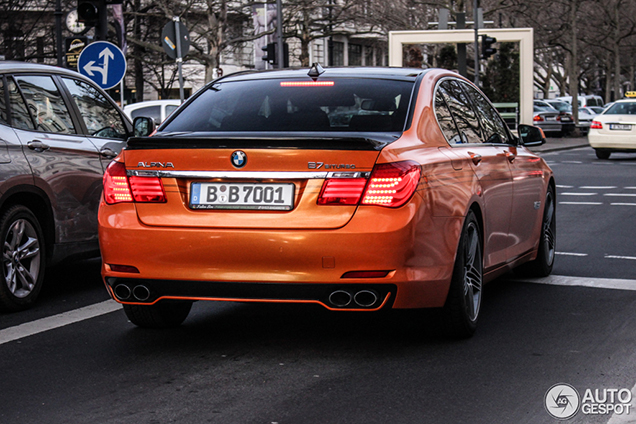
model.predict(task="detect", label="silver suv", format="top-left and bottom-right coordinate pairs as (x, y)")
top-left (0, 62), bottom-right (132, 311)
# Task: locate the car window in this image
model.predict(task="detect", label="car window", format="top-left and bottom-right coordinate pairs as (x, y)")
top-left (165, 104), bottom-right (178, 117)
top-left (7, 77), bottom-right (35, 130)
top-left (14, 75), bottom-right (75, 134)
top-left (434, 89), bottom-right (461, 144)
top-left (604, 102), bottom-right (636, 115)
top-left (162, 78), bottom-right (414, 133)
top-left (462, 82), bottom-right (510, 144)
top-left (0, 77), bottom-right (7, 125)
top-left (131, 105), bottom-right (161, 123)
top-left (439, 80), bottom-right (482, 144)
top-left (62, 77), bottom-right (127, 140)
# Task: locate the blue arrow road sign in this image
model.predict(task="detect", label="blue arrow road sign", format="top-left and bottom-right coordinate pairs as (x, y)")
top-left (77, 41), bottom-right (126, 90)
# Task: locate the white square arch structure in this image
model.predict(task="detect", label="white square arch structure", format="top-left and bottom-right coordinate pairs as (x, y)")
top-left (389, 28), bottom-right (534, 126)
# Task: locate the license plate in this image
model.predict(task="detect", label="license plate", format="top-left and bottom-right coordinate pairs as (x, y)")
top-left (190, 182), bottom-right (295, 210)
top-left (609, 124), bottom-right (632, 131)
top-left (546, 116), bottom-right (556, 121)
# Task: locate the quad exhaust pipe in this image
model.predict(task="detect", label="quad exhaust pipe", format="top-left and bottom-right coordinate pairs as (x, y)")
top-left (113, 284), bottom-right (151, 302)
top-left (328, 289), bottom-right (379, 308)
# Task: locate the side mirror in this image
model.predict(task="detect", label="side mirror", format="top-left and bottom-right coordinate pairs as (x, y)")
top-left (133, 116), bottom-right (156, 137)
top-left (518, 124), bottom-right (546, 146)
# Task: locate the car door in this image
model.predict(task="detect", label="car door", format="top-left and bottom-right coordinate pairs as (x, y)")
top-left (436, 79), bottom-right (513, 270)
top-left (465, 83), bottom-right (544, 260)
top-left (59, 76), bottom-right (130, 171)
top-left (8, 74), bottom-right (103, 243)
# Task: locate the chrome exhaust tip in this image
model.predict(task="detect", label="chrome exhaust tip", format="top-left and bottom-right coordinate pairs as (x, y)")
top-left (132, 285), bottom-right (151, 301)
top-left (354, 290), bottom-right (378, 307)
top-left (113, 284), bottom-right (131, 300)
top-left (329, 290), bottom-right (352, 307)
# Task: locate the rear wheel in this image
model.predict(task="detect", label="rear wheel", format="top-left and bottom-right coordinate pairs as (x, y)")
top-left (123, 301), bottom-right (192, 328)
top-left (442, 210), bottom-right (482, 338)
top-left (516, 186), bottom-right (556, 277)
top-left (0, 206), bottom-right (46, 312)
top-left (595, 149), bottom-right (611, 159)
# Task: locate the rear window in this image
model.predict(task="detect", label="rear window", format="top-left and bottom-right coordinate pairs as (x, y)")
top-left (161, 78), bottom-right (414, 133)
top-left (604, 102), bottom-right (636, 115)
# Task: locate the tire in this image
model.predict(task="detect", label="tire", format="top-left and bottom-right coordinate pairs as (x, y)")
top-left (442, 210), bottom-right (483, 338)
top-left (0, 205), bottom-right (46, 312)
top-left (595, 149), bottom-right (611, 160)
top-left (123, 300), bottom-right (192, 328)
top-left (516, 186), bottom-right (556, 277)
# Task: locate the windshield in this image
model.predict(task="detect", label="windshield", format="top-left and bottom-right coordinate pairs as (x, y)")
top-left (605, 102), bottom-right (636, 115)
top-left (161, 78), bottom-right (414, 134)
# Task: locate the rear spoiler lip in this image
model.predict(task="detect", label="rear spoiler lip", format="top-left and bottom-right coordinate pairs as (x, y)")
top-left (125, 131), bottom-right (400, 151)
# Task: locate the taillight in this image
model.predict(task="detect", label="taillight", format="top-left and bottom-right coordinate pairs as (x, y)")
top-left (534, 115), bottom-right (544, 122)
top-left (590, 121), bottom-right (603, 129)
top-left (317, 178), bottom-right (367, 205)
top-left (362, 161), bottom-right (421, 208)
top-left (317, 161), bottom-right (421, 208)
top-left (103, 161), bottom-right (166, 204)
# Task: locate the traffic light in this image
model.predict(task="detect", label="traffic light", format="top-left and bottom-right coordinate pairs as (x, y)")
top-left (481, 35), bottom-right (497, 60)
top-left (77, 0), bottom-right (102, 24)
top-left (261, 42), bottom-right (289, 67)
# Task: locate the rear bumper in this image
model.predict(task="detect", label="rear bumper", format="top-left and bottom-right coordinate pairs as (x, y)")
top-left (589, 132), bottom-right (636, 150)
top-left (98, 201), bottom-right (461, 310)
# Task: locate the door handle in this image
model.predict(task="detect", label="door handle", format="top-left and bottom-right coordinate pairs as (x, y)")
top-left (468, 151), bottom-right (482, 165)
top-left (100, 148), bottom-right (117, 159)
top-left (27, 140), bottom-right (50, 152)
top-left (504, 151), bottom-right (516, 162)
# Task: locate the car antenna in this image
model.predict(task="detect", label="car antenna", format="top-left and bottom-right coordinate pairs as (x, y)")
top-left (308, 63), bottom-right (325, 79)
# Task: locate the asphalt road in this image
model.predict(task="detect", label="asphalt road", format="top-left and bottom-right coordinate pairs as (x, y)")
top-left (1, 144), bottom-right (636, 424)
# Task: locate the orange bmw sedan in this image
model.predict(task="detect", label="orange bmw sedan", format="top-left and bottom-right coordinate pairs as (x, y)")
top-left (99, 66), bottom-right (555, 337)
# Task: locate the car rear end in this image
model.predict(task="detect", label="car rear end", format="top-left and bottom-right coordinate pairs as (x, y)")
top-left (98, 69), bottom-right (453, 313)
top-left (589, 101), bottom-right (636, 152)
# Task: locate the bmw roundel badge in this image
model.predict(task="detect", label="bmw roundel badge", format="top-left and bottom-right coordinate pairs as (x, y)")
top-left (231, 150), bottom-right (247, 168)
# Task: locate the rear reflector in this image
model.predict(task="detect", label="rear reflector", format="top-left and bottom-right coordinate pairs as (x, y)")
top-left (341, 270), bottom-right (391, 278)
top-left (103, 161), bottom-right (166, 204)
top-left (109, 264), bottom-right (140, 273)
top-left (362, 161), bottom-right (421, 208)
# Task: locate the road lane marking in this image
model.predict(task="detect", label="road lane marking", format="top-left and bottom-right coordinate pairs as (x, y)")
top-left (611, 203), bottom-right (636, 206)
top-left (559, 202), bottom-right (603, 205)
top-left (556, 252), bottom-right (589, 257)
top-left (518, 275), bottom-right (636, 291)
top-left (556, 185), bottom-right (574, 188)
top-left (562, 161), bottom-right (583, 164)
top-left (560, 192), bottom-right (598, 196)
top-left (0, 300), bottom-right (121, 346)
top-left (605, 193), bottom-right (636, 197)
top-left (605, 255), bottom-right (636, 261)
top-left (580, 186), bottom-right (617, 189)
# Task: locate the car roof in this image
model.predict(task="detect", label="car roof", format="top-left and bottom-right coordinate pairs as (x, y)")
top-left (217, 66), bottom-right (429, 83)
top-left (0, 61), bottom-right (87, 78)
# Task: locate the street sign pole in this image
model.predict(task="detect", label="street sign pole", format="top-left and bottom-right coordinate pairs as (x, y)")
top-left (474, 0), bottom-right (480, 86)
top-left (173, 16), bottom-right (185, 103)
top-left (276, 0), bottom-right (284, 69)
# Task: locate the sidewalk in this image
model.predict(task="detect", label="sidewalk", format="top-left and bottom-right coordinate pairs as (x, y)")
top-left (530, 135), bottom-right (590, 153)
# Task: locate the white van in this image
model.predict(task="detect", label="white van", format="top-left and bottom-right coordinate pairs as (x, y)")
top-left (123, 99), bottom-right (181, 124)
top-left (556, 95), bottom-right (604, 108)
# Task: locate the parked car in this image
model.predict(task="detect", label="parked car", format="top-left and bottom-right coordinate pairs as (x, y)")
top-left (556, 95), bottom-right (605, 108)
top-left (588, 99), bottom-right (636, 159)
top-left (585, 106), bottom-right (605, 115)
top-left (576, 107), bottom-right (600, 134)
top-left (534, 99), bottom-right (575, 135)
top-left (533, 104), bottom-right (562, 136)
top-left (99, 67), bottom-right (555, 338)
top-left (123, 99), bottom-right (181, 124)
top-left (0, 61), bottom-right (133, 311)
